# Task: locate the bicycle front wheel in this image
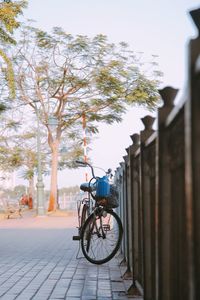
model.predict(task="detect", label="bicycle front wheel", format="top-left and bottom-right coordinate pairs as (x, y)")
top-left (81, 208), bottom-right (123, 264)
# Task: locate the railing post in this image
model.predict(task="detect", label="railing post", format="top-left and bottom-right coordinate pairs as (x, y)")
top-left (121, 154), bottom-right (130, 268)
top-left (127, 134), bottom-right (144, 296)
top-left (115, 166), bottom-right (121, 216)
top-left (186, 8), bottom-right (200, 299)
top-left (140, 115), bottom-right (156, 300)
top-left (119, 161), bottom-right (126, 259)
top-left (121, 147), bottom-right (133, 278)
top-left (157, 87), bottom-right (177, 300)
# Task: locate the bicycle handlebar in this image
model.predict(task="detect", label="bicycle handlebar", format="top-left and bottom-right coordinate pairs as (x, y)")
top-left (75, 160), bottom-right (112, 180)
top-left (75, 160), bottom-right (87, 166)
top-left (75, 160), bottom-right (95, 178)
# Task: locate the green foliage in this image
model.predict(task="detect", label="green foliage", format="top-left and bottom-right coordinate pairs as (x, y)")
top-left (0, 0), bottom-right (27, 99)
top-left (21, 168), bottom-right (34, 180)
top-left (0, 111), bottom-right (38, 175)
top-left (59, 145), bottom-right (84, 169)
top-left (8, 148), bottom-right (22, 167)
top-left (0, 49), bottom-right (15, 98)
top-left (126, 75), bottom-right (161, 109)
top-left (0, 102), bottom-right (7, 113)
top-left (0, 0), bottom-right (27, 44)
top-left (0, 145), bottom-right (22, 170)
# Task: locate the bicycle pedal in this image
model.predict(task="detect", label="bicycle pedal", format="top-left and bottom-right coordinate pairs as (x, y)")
top-left (72, 235), bottom-right (81, 241)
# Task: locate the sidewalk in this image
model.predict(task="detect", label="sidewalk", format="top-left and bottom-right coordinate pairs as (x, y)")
top-left (0, 210), bottom-right (142, 300)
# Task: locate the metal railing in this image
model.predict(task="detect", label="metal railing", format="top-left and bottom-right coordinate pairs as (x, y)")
top-left (115, 7), bottom-right (200, 300)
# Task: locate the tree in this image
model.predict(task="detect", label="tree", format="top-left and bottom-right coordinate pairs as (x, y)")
top-left (0, 0), bottom-right (27, 98)
top-left (0, 108), bottom-right (37, 199)
top-left (0, 184), bottom-right (27, 202)
top-left (11, 25), bottom-right (162, 211)
top-left (0, 105), bottom-right (84, 204)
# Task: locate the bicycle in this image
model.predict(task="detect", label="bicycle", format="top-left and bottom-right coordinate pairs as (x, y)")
top-left (72, 160), bottom-right (123, 265)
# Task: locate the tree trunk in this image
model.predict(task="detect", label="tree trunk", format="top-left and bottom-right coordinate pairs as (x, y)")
top-left (28, 176), bottom-right (34, 209)
top-left (48, 143), bottom-right (59, 211)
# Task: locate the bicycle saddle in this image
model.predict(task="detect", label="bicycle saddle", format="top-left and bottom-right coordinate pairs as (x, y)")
top-left (80, 182), bottom-right (95, 192)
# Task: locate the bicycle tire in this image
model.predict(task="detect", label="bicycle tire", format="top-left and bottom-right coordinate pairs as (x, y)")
top-left (81, 208), bottom-right (123, 264)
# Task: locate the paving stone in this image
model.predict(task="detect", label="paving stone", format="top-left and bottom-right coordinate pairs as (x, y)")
top-left (0, 295), bottom-right (17, 300)
top-left (0, 212), bottom-right (143, 300)
top-left (81, 296), bottom-right (98, 300)
top-left (97, 289), bottom-right (112, 297)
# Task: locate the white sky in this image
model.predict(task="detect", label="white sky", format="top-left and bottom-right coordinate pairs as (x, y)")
top-left (17, 0), bottom-right (200, 188)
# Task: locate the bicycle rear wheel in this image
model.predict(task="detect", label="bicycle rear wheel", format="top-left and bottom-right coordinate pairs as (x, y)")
top-left (81, 208), bottom-right (123, 264)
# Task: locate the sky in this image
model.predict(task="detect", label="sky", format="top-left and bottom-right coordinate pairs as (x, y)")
top-left (17, 0), bottom-right (200, 188)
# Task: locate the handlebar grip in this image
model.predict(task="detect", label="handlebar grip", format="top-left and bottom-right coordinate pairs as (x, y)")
top-left (75, 160), bottom-right (87, 165)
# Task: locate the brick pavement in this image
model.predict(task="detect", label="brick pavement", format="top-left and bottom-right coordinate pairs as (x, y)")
top-left (0, 210), bottom-right (142, 300)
